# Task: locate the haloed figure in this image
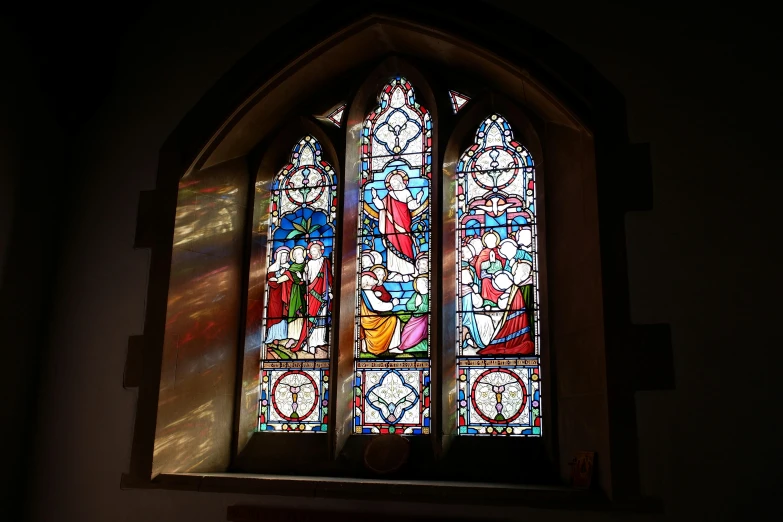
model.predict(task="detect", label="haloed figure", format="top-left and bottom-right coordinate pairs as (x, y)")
top-left (399, 275), bottom-right (429, 352)
top-left (358, 272), bottom-right (401, 355)
top-left (264, 247), bottom-right (291, 347)
top-left (473, 230), bottom-right (505, 305)
top-left (370, 265), bottom-right (393, 303)
top-left (414, 252), bottom-right (428, 277)
top-left (480, 271), bottom-right (535, 356)
top-left (370, 170), bottom-right (424, 277)
top-left (303, 241), bottom-right (332, 353)
top-left (286, 246), bottom-right (308, 351)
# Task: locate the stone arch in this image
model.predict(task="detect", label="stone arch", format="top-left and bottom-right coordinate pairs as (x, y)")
top-left (128, 1), bottom-right (670, 504)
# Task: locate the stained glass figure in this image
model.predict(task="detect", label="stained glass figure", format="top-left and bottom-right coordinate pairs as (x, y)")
top-left (326, 104), bottom-right (346, 128)
top-left (448, 90), bottom-right (470, 114)
top-left (354, 77), bottom-right (432, 434)
top-left (257, 135), bottom-right (336, 433)
top-left (455, 114), bottom-right (542, 436)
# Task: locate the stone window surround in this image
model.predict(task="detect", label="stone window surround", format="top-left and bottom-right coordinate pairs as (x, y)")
top-left (122, 5), bottom-right (672, 512)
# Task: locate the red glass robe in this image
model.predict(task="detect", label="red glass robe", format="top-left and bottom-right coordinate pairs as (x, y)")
top-left (266, 270), bottom-right (292, 322)
top-left (472, 246), bottom-right (506, 304)
top-left (380, 194), bottom-right (415, 263)
top-left (289, 257), bottom-right (332, 352)
top-left (479, 285), bottom-right (535, 355)
top-left (372, 284), bottom-right (392, 302)
top-left (306, 257), bottom-right (332, 318)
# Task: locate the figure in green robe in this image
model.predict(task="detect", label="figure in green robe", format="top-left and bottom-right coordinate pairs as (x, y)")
top-left (286, 246), bottom-right (308, 352)
top-left (398, 276), bottom-right (429, 352)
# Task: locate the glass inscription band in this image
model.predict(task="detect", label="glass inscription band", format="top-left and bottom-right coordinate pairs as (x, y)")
top-left (455, 115), bottom-right (542, 436)
top-left (256, 136), bottom-right (336, 433)
top-left (353, 77), bottom-right (432, 434)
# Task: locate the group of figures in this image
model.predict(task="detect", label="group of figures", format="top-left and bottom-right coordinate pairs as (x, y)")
top-left (355, 77), bottom-right (433, 364)
top-left (458, 226), bottom-right (536, 356)
top-left (455, 114), bottom-right (539, 358)
top-left (256, 136), bottom-right (336, 432)
top-left (264, 241), bottom-right (332, 359)
top-left (358, 170), bottom-right (431, 357)
top-left (259, 136), bottom-right (337, 362)
top-left (455, 113), bottom-right (542, 436)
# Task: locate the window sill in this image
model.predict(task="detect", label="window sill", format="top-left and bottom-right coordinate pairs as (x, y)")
top-left (120, 472), bottom-right (662, 513)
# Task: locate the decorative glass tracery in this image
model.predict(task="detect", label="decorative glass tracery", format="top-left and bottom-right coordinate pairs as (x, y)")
top-left (327, 104), bottom-right (346, 127)
top-left (448, 90), bottom-right (470, 114)
top-left (455, 114), bottom-right (542, 436)
top-left (353, 77), bottom-right (432, 434)
top-left (257, 135), bottom-right (336, 433)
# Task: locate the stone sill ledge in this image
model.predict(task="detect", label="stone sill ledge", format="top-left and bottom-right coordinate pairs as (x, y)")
top-left (120, 472), bottom-right (662, 513)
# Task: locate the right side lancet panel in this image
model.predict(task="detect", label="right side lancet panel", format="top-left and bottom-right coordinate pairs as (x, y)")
top-left (455, 114), bottom-right (542, 436)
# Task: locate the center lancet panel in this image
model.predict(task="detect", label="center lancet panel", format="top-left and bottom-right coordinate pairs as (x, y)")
top-left (353, 77), bottom-right (432, 435)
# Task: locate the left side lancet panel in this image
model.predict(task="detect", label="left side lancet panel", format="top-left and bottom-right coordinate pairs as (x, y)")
top-left (251, 136), bottom-right (337, 433)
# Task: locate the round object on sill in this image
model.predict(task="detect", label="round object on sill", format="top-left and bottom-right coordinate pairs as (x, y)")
top-left (363, 434), bottom-right (410, 474)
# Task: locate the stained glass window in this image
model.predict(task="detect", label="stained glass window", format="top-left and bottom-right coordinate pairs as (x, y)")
top-left (353, 77), bottom-right (432, 435)
top-left (257, 135), bottom-right (336, 433)
top-left (448, 90), bottom-right (470, 114)
top-left (326, 104), bottom-right (346, 127)
top-left (455, 114), bottom-right (542, 436)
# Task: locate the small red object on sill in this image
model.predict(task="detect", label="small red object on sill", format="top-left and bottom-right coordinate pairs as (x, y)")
top-left (569, 451), bottom-right (595, 489)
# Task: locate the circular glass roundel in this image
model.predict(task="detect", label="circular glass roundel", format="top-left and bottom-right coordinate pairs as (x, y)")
top-left (470, 368), bottom-right (527, 424)
top-left (271, 370), bottom-right (319, 422)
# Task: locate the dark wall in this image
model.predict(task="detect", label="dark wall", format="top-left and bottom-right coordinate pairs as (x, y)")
top-left (0, 13), bottom-right (65, 513)
top-left (2, 1), bottom-right (779, 520)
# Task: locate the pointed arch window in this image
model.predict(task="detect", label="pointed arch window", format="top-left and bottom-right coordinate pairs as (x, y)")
top-left (257, 135), bottom-right (337, 433)
top-left (353, 77), bottom-right (432, 435)
top-left (455, 115), bottom-right (542, 436)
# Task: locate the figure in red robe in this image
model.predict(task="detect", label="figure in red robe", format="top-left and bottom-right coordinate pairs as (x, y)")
top-left (479, 284), bottom-right (535, 355)
top-left (370, 170), bottom-right (424, 277)
top-left (302, 241), bottom-right (332, 353)
top-left (370, 265), bottom-right (393, 303)
top-left (472, 230), bottom-right (506, 305)
top-left (264, 247), bottom-right (292, 347)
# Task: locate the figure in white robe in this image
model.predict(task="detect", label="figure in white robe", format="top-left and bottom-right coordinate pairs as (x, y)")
top-left (370, 171), bottom-right (424, 277)
top-left (303, 242), bottom-right (331, 353)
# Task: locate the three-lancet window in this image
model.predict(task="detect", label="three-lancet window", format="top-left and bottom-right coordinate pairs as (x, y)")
top-left (252, 76), bottom-right (542, 439)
